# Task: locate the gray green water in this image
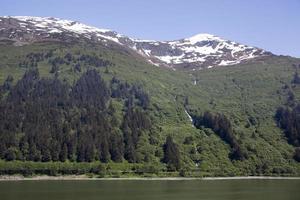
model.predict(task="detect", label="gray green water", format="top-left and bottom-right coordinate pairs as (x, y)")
top-left (0, 180), bottom-right (299, 200)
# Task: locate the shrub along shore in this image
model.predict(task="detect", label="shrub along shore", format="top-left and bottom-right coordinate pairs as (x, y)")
top-left (0, 160), bottom-right (299, 178)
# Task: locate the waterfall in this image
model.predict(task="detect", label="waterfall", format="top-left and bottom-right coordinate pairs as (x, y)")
top-left (184, 109), bottom-right (195, 127)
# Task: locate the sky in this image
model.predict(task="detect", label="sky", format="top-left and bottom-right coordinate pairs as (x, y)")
top-left (1, 0), bottom-right (299, 57)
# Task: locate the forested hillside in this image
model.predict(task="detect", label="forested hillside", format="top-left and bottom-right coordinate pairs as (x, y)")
top-left (0, 68), bottom-right (153, 163)
top-left (0, 40), bottom-right (300, 177)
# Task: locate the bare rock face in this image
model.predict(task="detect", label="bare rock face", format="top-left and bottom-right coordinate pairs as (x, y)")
top-left (0, 16), bottom-right (270, 69)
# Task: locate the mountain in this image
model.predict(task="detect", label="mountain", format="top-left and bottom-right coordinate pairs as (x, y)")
top-left (0, 16), bottom-right (269, 69)
top-left (0, 16), bottom-right (300, 177)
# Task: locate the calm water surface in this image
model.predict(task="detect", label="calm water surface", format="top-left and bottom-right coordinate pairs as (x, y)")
top-left (0, 180), bottom-right (299, 200)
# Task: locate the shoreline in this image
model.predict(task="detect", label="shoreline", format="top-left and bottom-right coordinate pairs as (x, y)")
top-left (1, 175), bottom-right (300, 181)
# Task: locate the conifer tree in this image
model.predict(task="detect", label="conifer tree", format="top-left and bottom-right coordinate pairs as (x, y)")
top-left (163, 136), bottom-right (181, 171)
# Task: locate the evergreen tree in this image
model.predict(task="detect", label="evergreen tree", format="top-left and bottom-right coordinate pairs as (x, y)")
top-left (294, 148), bottom-right (300, 162)
top-left (109, 132), bottom-right (123, 162)
top-left (0, 142), bottom-right (6, 159)
top-left (19, 138), bottom-right (29, 160)
top-left (123, 124), bottom-right (136, 163)
top-left (292, 71), bottom-right (300, 84)
top-left (41, 148), bottom-right (51, 162)
top-left (59, 143), bottom-right (68, 162)
top-left (4, 147), bottom-right (17, 161)
top-left (71, 69), bottom-right (110, 109)
top-left (163, 136), bottom-right (181, 171)
top-left (85, 144), bottom-right (95, 162)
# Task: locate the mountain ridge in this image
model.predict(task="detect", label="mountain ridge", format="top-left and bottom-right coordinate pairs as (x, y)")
top-left (0, 16), bottom-right (270, 70)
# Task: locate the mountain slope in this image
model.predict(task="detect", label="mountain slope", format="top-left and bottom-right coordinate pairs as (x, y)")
top-left (0, 16), bottom-right (269, 69)
top-left (0, 16), bottom-right (299, 177)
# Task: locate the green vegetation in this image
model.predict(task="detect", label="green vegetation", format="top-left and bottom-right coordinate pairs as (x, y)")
top-left (163, 136), bottom-right (181, 171)
top-left (0, 160), bottom-right (165, 178)
top-left (192, 111), bottom-right (246, 161)
top-left (0, 40), bottom-right (300, 177)
top-left (0, 68), bottom-right (153, 164)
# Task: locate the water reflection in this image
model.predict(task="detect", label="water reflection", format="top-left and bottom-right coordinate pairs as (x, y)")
top-left (0, 180), bottom-right (299, 200)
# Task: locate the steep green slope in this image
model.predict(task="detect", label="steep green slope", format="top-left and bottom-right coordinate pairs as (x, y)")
top-left (185, 56), bottom-right (300, 175)
top-left (0, 40), bottom-right (299, 177)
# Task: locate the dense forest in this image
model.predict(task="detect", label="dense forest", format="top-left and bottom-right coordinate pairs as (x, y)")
top-left (274, 70), bottom-right (300, 162)
top-left (192, 111), bottom-right (246, 161)
top-left (0, 68), bottom-right (161, 165)
top-left (276, 105), bottom-right (300, 162)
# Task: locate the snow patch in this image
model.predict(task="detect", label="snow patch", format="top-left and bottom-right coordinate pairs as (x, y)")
top-left (148, 59), bottom-right (160, 67)
top-left (143, 49), bottom-right (152, 56)
top-left (96, 33), bottom-right (121, 44)
top-left (49, 29), bottom-right (62, 33)
top-left (187, 33), bottom-right (223, 44)
top-left (156, 54), bottom-right (184, 64)
top-left (218, 60), bottom-right (240, 66)
top-left (131, 38), bottom-right (157, 43)
top-left (182, 45), bottom-right (218, 55)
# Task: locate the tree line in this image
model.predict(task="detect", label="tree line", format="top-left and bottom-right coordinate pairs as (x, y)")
top-left (18, 50), bottom-right (113, 75)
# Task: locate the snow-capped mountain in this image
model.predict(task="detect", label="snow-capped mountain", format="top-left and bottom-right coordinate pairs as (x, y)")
top-left (0, 16), bottom-right (270, 69)
top-left (131, 34), bottom-right (269, 69)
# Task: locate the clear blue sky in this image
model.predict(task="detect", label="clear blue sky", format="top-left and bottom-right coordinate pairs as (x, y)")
top-left (1, 0), bottom-right (299, 57)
